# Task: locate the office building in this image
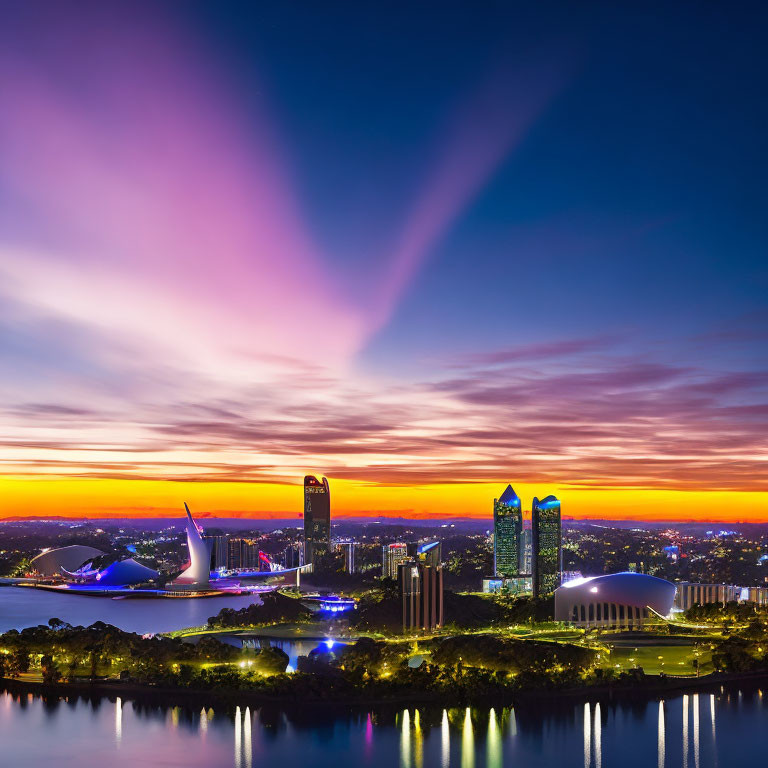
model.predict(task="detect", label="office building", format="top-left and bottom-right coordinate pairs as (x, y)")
top-left (204, 534), bottom-right (228, 571)
top-left (532, 494), bottom-right (562, 597)
top-left (674, 582), bottom-right (743, 611)
top-left (398, 560), bottom-right (444, 633)
top-left (228, 538), bottom-right (268, 570)
top-left (493, 485), bottom-right (523, 577)
top-left (333, 538), bottom-right (356, 573)
top-left (407, 540), bottom-right (442, 568)
top-left (383, 542), bottom-right (409, 579)
top-left (284, 544), bottom-right (304, 569)
top-left (304, 475), bottom-right (331, 565)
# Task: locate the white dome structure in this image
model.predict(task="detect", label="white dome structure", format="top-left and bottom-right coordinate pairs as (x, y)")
top-left (30, 545), bottom-right (105, 577)
top-left (554, 572), bottom-right (676, 629)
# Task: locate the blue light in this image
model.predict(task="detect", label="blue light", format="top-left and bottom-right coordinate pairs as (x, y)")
top-left (324, 639), bottom-right (335, 650)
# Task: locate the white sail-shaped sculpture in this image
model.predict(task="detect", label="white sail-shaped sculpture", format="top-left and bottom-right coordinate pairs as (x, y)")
top-left (172, 503), bottom-right (213, 586)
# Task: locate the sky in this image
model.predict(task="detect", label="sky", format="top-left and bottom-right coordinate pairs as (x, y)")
top-left (0, 1), bottom-right (766, 521)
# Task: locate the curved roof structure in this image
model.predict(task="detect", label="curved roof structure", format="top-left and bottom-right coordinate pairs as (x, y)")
top-left (65, 557), bottom-right (160, 586)
top-left (554, 571), bottom-right (676, 623)
top-left (30, 545), bottom-right (105, 577)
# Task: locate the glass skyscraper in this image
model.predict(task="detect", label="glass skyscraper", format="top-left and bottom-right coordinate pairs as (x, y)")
top-left (493, 485), bottom-right (523, 578)
top-left (303, 475), bottom-right (331, 565)
top-left (532, 494), bottom-right (562, 597)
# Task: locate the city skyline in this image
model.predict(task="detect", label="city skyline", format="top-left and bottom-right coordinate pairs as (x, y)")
top-left (0, 2), bottom-right (766, 522)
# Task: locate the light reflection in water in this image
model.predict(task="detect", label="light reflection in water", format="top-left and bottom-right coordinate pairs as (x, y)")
top-left (199, 707), bottom-right (208, 737)
top-left (584, 702), bottom-right (591, 768)
top-left (693, 694), bottom-right (699, 768)
top-left (487, 708), bottom-right (501, 768)
top-left (441, 709), bottom-right (450, 768)
top-left (244, 706), bottom-right (252, 768)
top-left (366, 713), bottom-right (373, 757)
top-left (682, 695), bottom-right (689, 768)
top-left (115, 697), bottom-right (122, 747)
top-left (509, 707), bottom-right (517, 738)
top-left (234, 706), bottom-right (242, 768)
top-left (400, 709), bottom-right (411, 768)
top-left (413, 709), bottom-right (423, 768)
top-left (657, 700), bottom-right (665, 768)
top-left (710, 694), bottom-right (716, 743)
top-left (594, 702), bottom-right (601, 768)
top-left (461, 708), bottom-right (474, 768)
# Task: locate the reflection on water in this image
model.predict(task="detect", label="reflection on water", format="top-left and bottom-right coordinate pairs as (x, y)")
top-left (115, 697), bottom-right (122, 747)
top-left (658, 700), bottom-right (664, 768)
top-left (584, 702), bottom-right (591, 768)
top-left (441, 709), bottom-right (450, 768)
top-left (461, 707), bottom-right (474, 768)
top-left (487, 708), bottom-right (501, 768)
top-left (1, 680), bottom-right (758, 768)
top-left (400, 709), bottom-right (411, 768)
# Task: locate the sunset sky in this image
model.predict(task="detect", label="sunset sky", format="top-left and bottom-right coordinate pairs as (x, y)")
top-left (0, 2), bottom-right (766, 521)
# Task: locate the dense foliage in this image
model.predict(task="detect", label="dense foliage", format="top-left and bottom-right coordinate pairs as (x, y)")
top-left (207, 592), bottom-right (312, 628)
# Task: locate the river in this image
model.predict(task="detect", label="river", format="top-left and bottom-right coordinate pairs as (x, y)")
top-left (1, 683), bottom-right (764, 767)
top-left (0, 585), bottom-right (258, 634)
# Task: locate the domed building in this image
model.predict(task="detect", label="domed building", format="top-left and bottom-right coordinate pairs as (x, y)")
top-left (30, 545), bottom-right (105, 577)
top-left (63, 555), bottom-right (160, 587)
top-left (554, 572), bottom-right (676, 629)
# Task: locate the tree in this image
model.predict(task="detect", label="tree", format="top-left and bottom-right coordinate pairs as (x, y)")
top-left (40, 654), bottom-right (60, 685)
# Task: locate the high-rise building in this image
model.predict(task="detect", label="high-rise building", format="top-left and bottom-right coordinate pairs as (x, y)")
top-left (382, 542), bottom-right (409, 579)
top-left (521, 525), bottom-right (532, 575)
top-left (407, 540), bottom-right (442, 568)
top-left (494, 485), bottom-right (523, 578)
top-left (204, 534), bottom-right (228, 571)
top-left (228, 538), bottom-right (269, 570)
top-left (532, 494), bottom-right (562, 597)
top-left (333, 539), bottom-right (356, 573)
top-left (398, 560), bottom-right (444, 633)
top-left (283, 544), bottom-right (304, 569)
top-left (303, 475), bottom-right (331, 565)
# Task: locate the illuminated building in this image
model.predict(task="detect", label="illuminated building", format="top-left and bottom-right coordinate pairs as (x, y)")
top-left (554, 572), bottom-right (676, 629)
top-left (333, 538), bottom-right (356, 573)
top-left (493, 485), bottom-right (522, 577)
top-left (171, 503), bottom-right (213, 586)
top-left (303, 475), bottom-right (331, 565)
top-left (674, 582), bottom-right (744, 611)
top-left (408, 540), bottom-right (442, 568)
top-left (382, 542), bottom-right (409, 579)
top-left (532, 494), bottom-right (562, 597)
top-left (398, 560), bottom-right (444, 632)
top-left (228, 538), bottom-right (260, 569)
top-left (204, 534), bottom-right (228, 570)
top-left (63, 556), bottom-right (160, 586)
top-left (284, 544), bottom-right (304, 569)
top-left (30, 545), bottom-right (105, 577)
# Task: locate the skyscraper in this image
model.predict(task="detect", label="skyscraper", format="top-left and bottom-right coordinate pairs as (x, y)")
top-left (398, 560), bottom-right (444, 633)
top-left (203, 534), bottom-right (228, 571)
top-left (382, 542), bottom-right (409, 579)
top-left (408, 540), bottom-right (442, 568)
top-left (303, 475), bottom-right (331, 565)
top-left (493, 485), bottom-right (523, 578)
top-left (532, 494), bottom-right (562, 597)
top-left (333, 538), bottom-right (356, 573)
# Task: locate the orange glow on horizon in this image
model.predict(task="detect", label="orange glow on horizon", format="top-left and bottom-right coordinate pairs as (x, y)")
top-left (0, 476), bottom-right (766, 523)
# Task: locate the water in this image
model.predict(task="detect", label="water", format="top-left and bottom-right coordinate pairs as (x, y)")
top-left (0, 685), bottom-right (765, 767)
top-left (0, 586), bottom-right (259, 634)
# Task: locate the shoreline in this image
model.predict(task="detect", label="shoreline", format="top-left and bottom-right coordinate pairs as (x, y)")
top-left (4, 669), bottom-right (768, 713)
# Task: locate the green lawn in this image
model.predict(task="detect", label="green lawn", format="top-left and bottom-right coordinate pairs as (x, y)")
top-left (602, 641), bottom-right (714, 676)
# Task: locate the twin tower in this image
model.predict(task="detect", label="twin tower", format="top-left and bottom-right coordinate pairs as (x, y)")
top-left (493, 485), bottom-right (562, 598)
